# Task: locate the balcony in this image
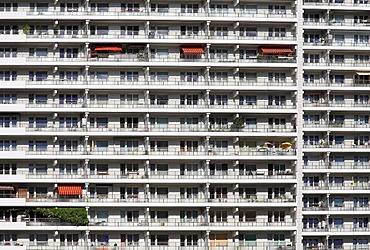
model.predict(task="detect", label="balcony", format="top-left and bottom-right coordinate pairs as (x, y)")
top-left (303, 162), bottom-right (370, 170)
top-left (303, 101), bottom-right (370, 108)
top-left (21, 78), bottom-right (297, 88)
top-left (303, 79), bottom-right (370, 87)
top-left (303, 183), bottom-right (370, 190)
top-left (303, 121), bottom-right (370, 129)
top-left (304, 0), bottom-right (370, 7)
top-left (20, 170), bottom-right (296, 180)
top-left (303, 225), bottom-right (370, 232)
top-left (21, 195), bottom-right (296, 204)
top-left (14, 7), bottom-right (297, 19)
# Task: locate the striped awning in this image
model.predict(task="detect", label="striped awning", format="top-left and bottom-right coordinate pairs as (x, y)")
top-left (58, 185), bottom-right (82, 195)
top-left (356, 72), bottom-right (370, 76)
top-left (181, 47), bottom-right (205, 54)
top-left (94, 47), bottom-right (122, 52)
top-left (260, 47), bottom-right (292, 55)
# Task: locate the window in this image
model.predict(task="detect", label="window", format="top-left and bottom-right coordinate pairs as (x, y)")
top-left (120, 187), bottom-right (139, 199)
top-left (60, 48), bottom-right (78, 58)
top-left (0, 3), bottom-right (17, 11)
top-left (150, 95), bottom-right (168, 105)
top-left (121, 3), bottom-right (140, 12)
top-left (150, 235), bottom-right (168, 246)
top-left (59, 25), bottom-right (78, 35)
top-left (180, 234), bottom-right (198, 246)
top-left (180, 72), bottom-right (199, 82)
top-left (209, 95), bottom-right (228, 105)
top-left (150, 4), bottom-right (168, 12)
top-left (0, 48), bottom-right (16, 58)
top-left (29, 72), bottom-right (48, 81)
top-left (121, 26), bottom-right (139, 36)
top-left (268, 234), bottom-right (285, 246)
top-left (239, 27), bottom-right (257, 37)
top-left (268, 27), bottom-right (286, 37)
top-left (209, 210), bottom-right (227, 222)
top-left (120, 140), bottom-right (139, 152)
top-left (0, 71), bottom-right (17, 81)
top-left (121, 71), bottom-right (139, 81)
top-left (59, 94), bottom-right (78, 105)
top-left (180, 164), bottom-right (198, 175)
top-left (60, 3), bottom-right (79, 12)
top-left (180, 187), bottom-right (198, 199)
top-left (210, 27), bottom-right (228, 36)
top-left (59, 117), bottom-right (78, 128)
top-left (0, 163), bottom-right (16, 175)
top-left (59, 71), bottom-right (78, 81)
top-left (59, 164), bottom-right (78, 175)
top-left (0, 116), bottom-right (16, 127)
top-left (239, 234), bottom-right (256, 246)
top-left (28, 164), bottom-right (47, 175)
top-left (28, 141), bottom-right (46, 151)
top-left (268, 5), bottom-right (286, 14)
top-left (60, 234), bottom-right (78, 246)
top-left (90, 3), bottom-right (109, 12)
top-left (180, 4), bottom-right (198, 13)
top-left (59, 140), bottom-right (78, 151)
top-left (29, 234), bottom-right (48, 245)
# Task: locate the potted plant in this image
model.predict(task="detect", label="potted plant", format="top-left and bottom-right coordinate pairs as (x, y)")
top-left (23, 24), bottom-right (31, 35)
top-left (230, 117), bottom-right (245, 131)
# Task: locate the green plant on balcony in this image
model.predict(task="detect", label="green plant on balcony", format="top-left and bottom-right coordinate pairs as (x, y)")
top-left (230, 117), bottom-right (245, 131)
top-left (32, 208), bottom-right (89, 226)
top-left (22, 24), bottom-right (30, 35)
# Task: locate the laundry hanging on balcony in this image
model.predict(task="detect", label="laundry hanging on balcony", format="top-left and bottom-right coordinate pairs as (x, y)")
top-left (57, 185), bottom-right (82, 196)
top-left (260, 47), bottom-right (293, 55)
top-left (181, 47), bottom-right (205, 55)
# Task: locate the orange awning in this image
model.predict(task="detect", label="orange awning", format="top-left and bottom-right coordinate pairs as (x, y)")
top-left (260, 47), bottom-right (292, 55)
top-left (58, 185), bottom-right (82, 196)
top-left (94, 47), bottom-right (122, 52)
top-left (181, 47), bottom-right (204, 54)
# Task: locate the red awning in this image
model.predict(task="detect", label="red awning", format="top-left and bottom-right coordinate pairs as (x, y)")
top-left (94, 47), bottom-right (122, 52)
top-left (58, 185), bottom-right (82, 196)
top-left (260, 47), bottom-right (292, 55)
top-left (181, 47), bottom-right (205, 55)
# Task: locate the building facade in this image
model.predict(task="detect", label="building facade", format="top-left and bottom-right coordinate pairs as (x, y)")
top-left (0, 0), bottom-right (367, 249)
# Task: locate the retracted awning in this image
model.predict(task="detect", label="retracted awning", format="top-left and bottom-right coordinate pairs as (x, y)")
top-left (58, 185), bottom-right (82, 196)
top-left (356, 72), bottom-right (370, 76)
top-left (181, 47), bottom-right (205, 54)
top-left (0, 186), bottom-right (14, 191)
top-left (94, 47), bottom-right (122, 52)
top-left (260, 47), bottom-right (293, 55)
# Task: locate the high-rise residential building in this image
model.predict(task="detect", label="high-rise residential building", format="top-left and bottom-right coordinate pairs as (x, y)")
top-left (0, 0), bottom-right (368, 249)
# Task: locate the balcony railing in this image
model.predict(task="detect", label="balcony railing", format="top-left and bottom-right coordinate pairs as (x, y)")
top-left (304, 0), bottom-right (370, 7)
top-left (303, 142), bottom-right (370, 149)
top-left (303, 101), bottom-right (370, 108)
top-left (303, 121), bottom-right (370, 128)
top-left (303, 204), bottom-right (370, 211)
top-left (22, 78), bottom-right (297, 87)
top-left (303, 79), bottom-right (370, 87)
top-left (25, 243), bottom-right (296, 250)
top-left (303, 162), bottom-right (370, 169)
top-left (12, 7), bottom-right (297, 18)
top-left (22, 195), bottom-right (296, 203)
top-left (23, 55), bottom-right (297, 64)
top-left (20, 170), bottom-right (296, 180)
top-left (303, 184), bottom-right (370, 190)
top-left (21, 148), bottom-right (296, 156)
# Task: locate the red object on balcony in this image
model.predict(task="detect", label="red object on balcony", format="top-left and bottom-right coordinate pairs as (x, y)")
top-left (181, 47), bottom-right (205, 54)
top-left (260, 47), bottom-right (292, 55)
top-left (58, 185), bottom-right (82, 195)
top-left (94, 47), bottom-right (122, 52)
